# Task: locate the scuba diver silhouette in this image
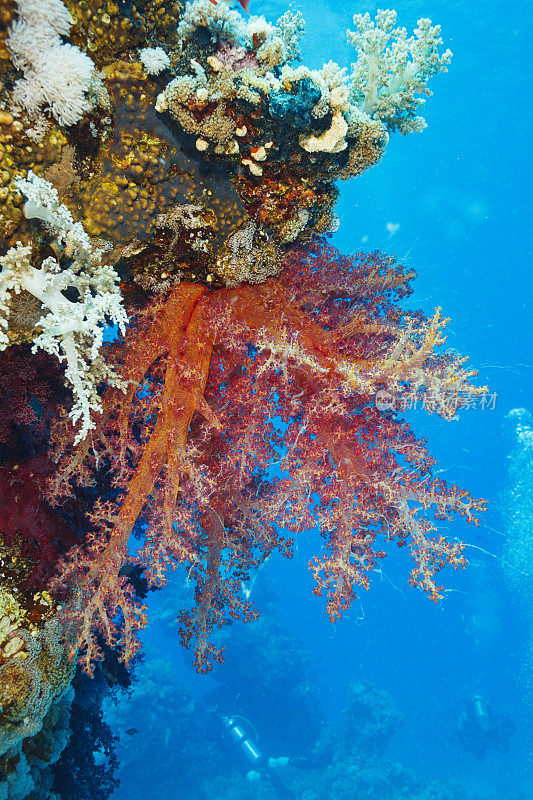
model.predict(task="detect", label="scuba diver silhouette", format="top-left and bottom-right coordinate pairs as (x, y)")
top-left (456, 694), bottom-right (515, 760)
top-left (220, 714), bottom-right (298, 799)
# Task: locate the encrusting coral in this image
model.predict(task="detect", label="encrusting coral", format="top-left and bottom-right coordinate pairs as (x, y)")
top-left (0, 612), bottom-right (75, 800)
top-left (0, 0), bottom-right (485, 692)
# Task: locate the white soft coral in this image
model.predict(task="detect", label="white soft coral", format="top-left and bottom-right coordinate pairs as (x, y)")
top-left (7, 0), bottom-right (97, 126)
top-left (0, 173), bottom-right (128, 442)
top-left (139, 47), bottom-right (170, 76)
top-left (347, 9), bottom-right (452, 134)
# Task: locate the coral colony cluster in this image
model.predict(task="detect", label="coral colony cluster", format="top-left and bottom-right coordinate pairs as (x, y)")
top-left (0, 0), bottom-right (484, 793)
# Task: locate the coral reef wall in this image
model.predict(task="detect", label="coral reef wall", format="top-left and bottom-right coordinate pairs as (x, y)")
top-left (0, 2), bottom-right (485, 795)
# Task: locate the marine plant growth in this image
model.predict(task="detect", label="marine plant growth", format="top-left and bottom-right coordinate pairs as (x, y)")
top-left (0, 0), bottom-right (485, 685)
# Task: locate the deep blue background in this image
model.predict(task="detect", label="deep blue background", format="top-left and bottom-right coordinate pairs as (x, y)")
top-left (108, 2), bottom-right (532, 796)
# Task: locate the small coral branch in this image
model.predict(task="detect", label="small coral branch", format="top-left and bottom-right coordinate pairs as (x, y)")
top-left (110, 283), bottom-right (219, 544)
top-left (50, 508), bottom-right (147, 674)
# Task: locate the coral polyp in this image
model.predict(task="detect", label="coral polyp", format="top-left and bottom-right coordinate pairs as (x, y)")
top-left (1, 0), bottom-right (482, 726)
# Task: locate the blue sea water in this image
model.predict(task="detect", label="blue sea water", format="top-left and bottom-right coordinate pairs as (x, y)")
top-left (105, 1), bottom-right (532, 797)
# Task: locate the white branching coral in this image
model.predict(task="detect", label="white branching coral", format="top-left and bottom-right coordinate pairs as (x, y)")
top-left (303, 61), bottom-right (349, 118)
top-left (7, 0), bottom-right (98, 126)
top-left (139, 46), bottom-right (170, 76)
top-left (256, 9), bottom-right (305, 69)
top-left (347, 9), bottom-right (452, 134)
top-left (0, 173), bottom-right (128, 442)
top-left (273, 10), bottom-right (305, 63)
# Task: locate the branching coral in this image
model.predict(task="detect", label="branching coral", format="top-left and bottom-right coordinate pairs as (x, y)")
top-left (0, 454), bottom-right (79, 594)
top-left (0, 173), bottom-right (128, 442)
top-left (0, 345), bottom-right (68, 459)
top-left (50, 243), bottom-right (484, 672)
top-left (347, 10), bottom-right (452, 133)
top-left (177, 0), bottom-right (250, 48)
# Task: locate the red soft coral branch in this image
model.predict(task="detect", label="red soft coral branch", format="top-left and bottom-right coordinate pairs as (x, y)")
top-left (51, 241), bottom-right (485, 672)
top-left (51, 512), bottom-right (147, 673)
